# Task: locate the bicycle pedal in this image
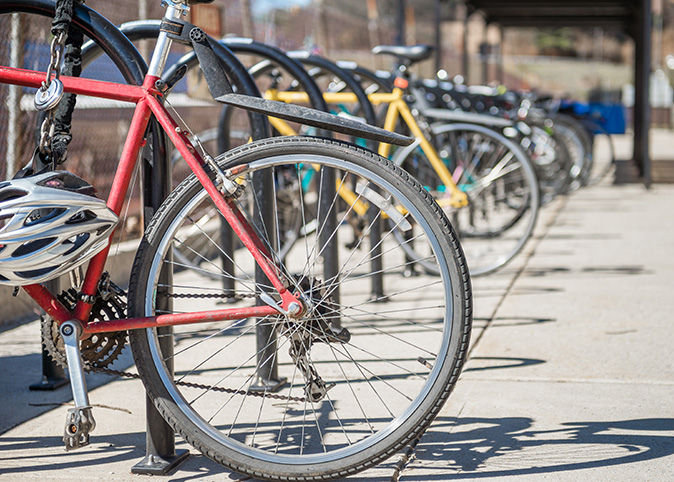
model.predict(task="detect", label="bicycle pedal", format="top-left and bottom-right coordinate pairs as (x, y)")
top-left (60, 320), bottom-right (97, 450)
top-left (63, 406), bottom-right (96, 451)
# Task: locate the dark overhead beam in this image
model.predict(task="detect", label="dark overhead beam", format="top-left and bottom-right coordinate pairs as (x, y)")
top-left (474, 6), bottom-right (631, 16)
top-left (485, 9), bottom-right (631, 19)
top-left (465, 0), bottom-right (652, 188)
top-left (485, 15), bottom-right (629, 29)
top-left (469, 0), bottom-right (634, 8)
top-left (465, 0), bottom-right (638, 27)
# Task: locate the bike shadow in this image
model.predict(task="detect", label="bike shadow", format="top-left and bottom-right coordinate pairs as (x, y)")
top-left (0, 430), bottom-right (242, 480)
top-left (4, 416), bottom-right (671, 481)
top-left (0, 431), bottom-right (146, 475)
top-left (523, 265), bottom-right (651, 278)
top-left (403, 416), bottom-right (674, 479)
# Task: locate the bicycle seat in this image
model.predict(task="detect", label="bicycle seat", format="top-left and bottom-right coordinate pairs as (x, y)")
top-left (187, 0), bottom-right (214, 4)
top-left (372, 44), bottom-right (434, 64)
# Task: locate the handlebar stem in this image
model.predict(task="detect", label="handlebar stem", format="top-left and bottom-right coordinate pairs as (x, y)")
top-left (147, 2), bottom-right (189, 77)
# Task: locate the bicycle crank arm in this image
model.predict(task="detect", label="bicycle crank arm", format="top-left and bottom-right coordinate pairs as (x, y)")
top-left (60, 320), bottom-right (96, 450)
top-left (217, 93), bottom-right (414, 147)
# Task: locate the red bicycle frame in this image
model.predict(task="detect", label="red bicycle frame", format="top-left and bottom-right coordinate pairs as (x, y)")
top-left (0, 65), bottom-right (302, 335)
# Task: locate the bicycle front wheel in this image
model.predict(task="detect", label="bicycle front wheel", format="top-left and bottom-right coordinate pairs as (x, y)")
top-left (128, 137), bottom-right (472, 481)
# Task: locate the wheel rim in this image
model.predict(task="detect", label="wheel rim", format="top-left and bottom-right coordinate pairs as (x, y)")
top-left (404, 124), bottom-right (539, 276)
top-left (140, 152), bottom-right (461, 465)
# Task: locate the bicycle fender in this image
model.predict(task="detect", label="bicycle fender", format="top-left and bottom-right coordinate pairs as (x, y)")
top-left (216, 94), bottom-right (414, 147)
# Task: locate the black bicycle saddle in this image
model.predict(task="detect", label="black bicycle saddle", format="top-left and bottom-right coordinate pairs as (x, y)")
top-left (372, 44), bottom-right (434, 63)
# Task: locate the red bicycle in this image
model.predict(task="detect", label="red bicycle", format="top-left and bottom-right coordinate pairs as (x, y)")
top-left (0, 1), bottom-right (472, 480)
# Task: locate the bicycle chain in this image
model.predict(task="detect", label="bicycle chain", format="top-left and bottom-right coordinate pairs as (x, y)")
top-left (48, 284), bottom-right (302, 401)
top-left (88, 365), bottom-right (306, 402)
top-left (161, 292), bottom-right (257, 300)
top-left (90, 288), bottom-right (301, 402)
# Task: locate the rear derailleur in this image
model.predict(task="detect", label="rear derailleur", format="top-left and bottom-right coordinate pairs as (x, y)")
top-left (282, 276), bottom-right (350, 403)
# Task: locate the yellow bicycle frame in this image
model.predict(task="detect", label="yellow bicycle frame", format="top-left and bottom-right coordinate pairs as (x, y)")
top-left (267, 88), bottom-right (469, 208)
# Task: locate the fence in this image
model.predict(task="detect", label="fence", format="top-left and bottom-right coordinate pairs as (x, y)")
top-left (0, 0), bottom-right (432, 190)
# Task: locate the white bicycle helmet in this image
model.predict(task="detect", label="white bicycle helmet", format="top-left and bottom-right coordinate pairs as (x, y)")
top-left (0, 171), bottom-right (118, 286)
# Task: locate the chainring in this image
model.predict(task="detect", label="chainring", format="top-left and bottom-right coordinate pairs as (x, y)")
top-left (42, 287), bottom-right (128, 371)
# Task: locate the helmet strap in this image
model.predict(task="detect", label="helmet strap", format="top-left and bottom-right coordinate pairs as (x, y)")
top-left (13, 148), bottom-right (55, 179)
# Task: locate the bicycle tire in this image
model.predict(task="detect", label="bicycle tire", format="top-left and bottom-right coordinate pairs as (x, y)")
top-left (393, 123), bottom-right (540, 276)
top-left (525, 125), bottom-right (573, 203)
top-left (128, 136), bottom-right (472, 481)
top-left (552, 113), bottom-right (594, 189)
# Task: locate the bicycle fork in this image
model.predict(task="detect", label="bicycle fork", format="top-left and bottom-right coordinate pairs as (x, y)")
top-left (60, 320), bottom-right (96, 450)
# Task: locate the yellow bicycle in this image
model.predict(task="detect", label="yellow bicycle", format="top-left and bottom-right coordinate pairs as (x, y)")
top-left (252, 53), bottom-right (540, 276)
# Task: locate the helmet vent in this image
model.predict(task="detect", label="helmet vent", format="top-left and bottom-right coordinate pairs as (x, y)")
top-left (25, 208), bottom-right (67, 226)
top-left (15, 266), bottom-right (58, 280)
top-left (37, 172), bottom-right (96, 196)
top-left (62, 233), bottom-right (90, 256)
top-left (0, 188), bottom-right (28, 204)
top-left (96, 224), bottom-right (113, 236)
top-left (12, 237), bottom-right (57, 258)
top-left (66, 209), bottom-right (97, 224)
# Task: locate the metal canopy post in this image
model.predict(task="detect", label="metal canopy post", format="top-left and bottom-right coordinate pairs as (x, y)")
top-left (497, 25), bottom-right (504, 83)
top-left (632, 0), bottom-right (652, 187)
top-left (434, 0), bottom-right (442, 73)
top-left (480, 24), bottom-right (489, 84)
top-left (462, 6), bottom-right (471, 81)
top-left (464, 0), bottom-right (652, 187)
top-left (396, 0), bottom-right (406, 45)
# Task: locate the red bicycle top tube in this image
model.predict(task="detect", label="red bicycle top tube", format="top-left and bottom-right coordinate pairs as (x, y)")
top-left (1, 68), bottom-right (303, 328)
top-left (0, 66), bottom-right (146, 103)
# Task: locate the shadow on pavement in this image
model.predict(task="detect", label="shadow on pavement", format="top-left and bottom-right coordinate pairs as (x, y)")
top-left (0, 431), bottom-right (236, 480)
top-left (0, 432), bottom-right (145, 475)
top-left (487, 316), bottom-right (556, 327)
top-left (408, 416), bottom-right (674, 479)
top-left (524, 265), bottom-right (651, 278)
top-left (464, 356), bottom-right (546, 373)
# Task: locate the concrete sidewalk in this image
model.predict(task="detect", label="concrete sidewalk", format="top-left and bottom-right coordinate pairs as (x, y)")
top-left (1, 158), bottom-right (673, 481)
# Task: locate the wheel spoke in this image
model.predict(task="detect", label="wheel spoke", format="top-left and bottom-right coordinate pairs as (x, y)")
top-left (129, 139), bottom-right (470, 478)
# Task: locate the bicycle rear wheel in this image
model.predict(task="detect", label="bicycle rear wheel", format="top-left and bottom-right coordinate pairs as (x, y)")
top-left (552, 114), bottom-right (594, 189)
top-left (128, 137), bottom-right (472, 481)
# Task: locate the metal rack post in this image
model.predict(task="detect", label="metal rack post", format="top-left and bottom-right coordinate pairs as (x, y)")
top-left (132, 122), bottom-right (189, 475)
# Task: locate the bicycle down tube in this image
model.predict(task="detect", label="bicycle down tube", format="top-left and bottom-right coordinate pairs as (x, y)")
top-left (0, 65), bottom-right (301, 332)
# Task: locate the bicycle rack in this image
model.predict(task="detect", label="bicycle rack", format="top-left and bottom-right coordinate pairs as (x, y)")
top-left (287, 52), bottom-right (386, 301)
top-left (118, 22), bottom-right (273, 474)
top-left (221, 40), bottom-right (344, 327)
top-left (75, 11), bottom-right (194, 475)
top-left (1, 1), bottom-right (186, 472)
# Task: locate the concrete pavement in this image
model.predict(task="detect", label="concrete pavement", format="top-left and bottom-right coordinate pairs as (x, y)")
top-left (1, 141), bottom-right (673, 481)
